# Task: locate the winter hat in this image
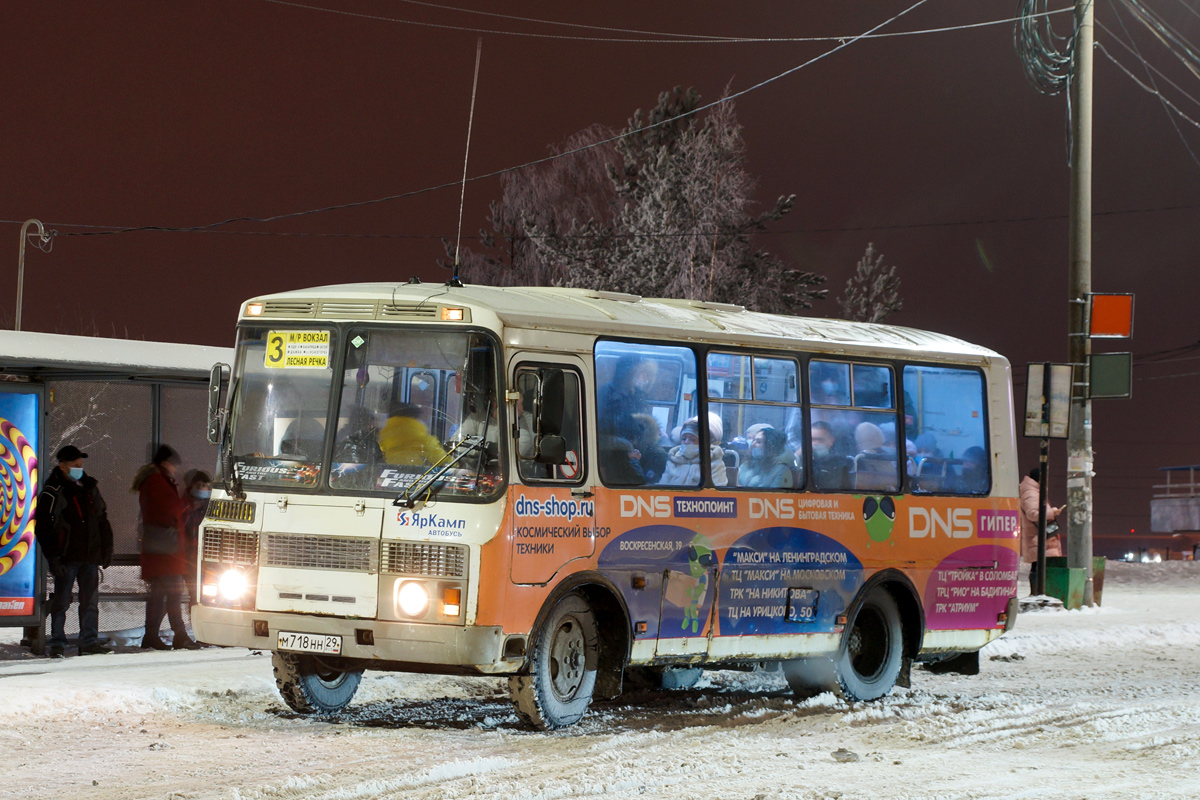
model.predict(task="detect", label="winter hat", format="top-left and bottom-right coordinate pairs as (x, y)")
top-left (707, 412), bottom-right (723, 443)
top-left (855, 422), bottom-right (885, 452)
top-left (680, 419), bottom-right (700, 440)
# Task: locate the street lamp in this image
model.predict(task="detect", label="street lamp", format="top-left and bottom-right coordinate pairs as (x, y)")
top-left (16, 219), bottom-right (52, 331)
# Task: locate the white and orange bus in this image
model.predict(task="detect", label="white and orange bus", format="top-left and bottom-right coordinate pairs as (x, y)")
top-left (193, 283), bottom-right (1020, 729)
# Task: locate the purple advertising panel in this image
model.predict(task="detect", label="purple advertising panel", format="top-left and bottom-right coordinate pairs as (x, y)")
top-left (0, 390), bottom-right (41, 624)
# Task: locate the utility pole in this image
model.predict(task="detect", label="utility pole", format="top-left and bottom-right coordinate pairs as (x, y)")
top-left (1066, 0), bottom-right (1095, 606)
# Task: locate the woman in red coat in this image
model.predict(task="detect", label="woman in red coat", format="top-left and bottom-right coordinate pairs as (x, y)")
top-left (133, 445), bottom-right (200, 650)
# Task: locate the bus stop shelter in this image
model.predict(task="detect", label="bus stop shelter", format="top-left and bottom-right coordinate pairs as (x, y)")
top-left (0, 330), bottom-right (231, 653)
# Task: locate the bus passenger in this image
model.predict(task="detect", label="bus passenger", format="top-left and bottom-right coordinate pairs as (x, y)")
top-left (955, 446), bottom-right (989, 494)
top-left (599, 436), bottom-right (646, 485)
top-left (378, 402), bottom-right (448, 466)
top-left (855, 422), bottom-right (887, 455)
top-left (632, 413), bottom-right (668, 484)
top-left (661, 416), bottom-right (728, 487)
top-left (811, 420), bottom-right (850, 489)
top-left (739, 426), bottom-right (794, 489)
top-left (598, 355), bottom-right (656, 443)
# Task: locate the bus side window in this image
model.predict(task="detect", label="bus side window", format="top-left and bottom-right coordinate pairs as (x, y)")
top-left (810, 361), bottom-right (899, 494)
top-left (595, 341), bottom-right (696, 487)
top-left (708, 352), bottom-right (802, 490)
top-left (904, 365), bottom-right (989, 495)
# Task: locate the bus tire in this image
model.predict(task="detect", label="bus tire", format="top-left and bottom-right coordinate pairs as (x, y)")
top-left (831, 587), bottom-right (904, 702)
top-left (272, 652), bottom-right (363, 715)
top-left (508, 592), bottom-right (599, 730)
top-left (625, 665), bottom-right (703, 691)
top-left (783, 656), bottom-right (836, 698)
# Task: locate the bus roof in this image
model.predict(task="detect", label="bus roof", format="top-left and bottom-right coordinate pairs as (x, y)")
top-left (243, 283), bottom-right (1004, 364)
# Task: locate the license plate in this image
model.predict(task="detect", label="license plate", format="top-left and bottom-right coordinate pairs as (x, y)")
top-left (277, 631), bottom-right (342, 655)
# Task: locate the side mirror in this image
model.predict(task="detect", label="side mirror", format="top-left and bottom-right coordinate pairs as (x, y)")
top-left (536, 435), bottom-right (568, 465)
top-left (538, 368), bottom-right (565, 436)
top-left (207, 363), bottom-right (228, 444)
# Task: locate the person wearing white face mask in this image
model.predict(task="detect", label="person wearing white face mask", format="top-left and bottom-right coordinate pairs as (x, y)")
top-left (659, 416), bottom-right (728, 487)
top-left (35, 445), bottom-right (115, 658)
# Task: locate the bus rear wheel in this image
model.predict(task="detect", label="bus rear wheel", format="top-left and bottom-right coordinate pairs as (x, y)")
top-left (509, 592), bottom-right (599, 730)
top-left (272, 652), bottom-right (363, 714)
top-left (832, 587), bottom-right (904, 702)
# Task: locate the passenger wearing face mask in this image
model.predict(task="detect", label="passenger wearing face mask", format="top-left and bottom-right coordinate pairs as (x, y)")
top-left (810, 420), bottom-right (851, 491)
top-left (35, 445), bottom-right (115, 658)
top-left (660, 416), bottom-right (728, 487)
top-left (738, 426), bottom-right (795, 489)
top-left (182, 470), bottom-right (212, 607)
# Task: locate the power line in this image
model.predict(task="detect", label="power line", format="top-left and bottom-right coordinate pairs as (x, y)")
top-left (7, 198), bottom-right (1200, 241)
top-left (8, 2), bottom-right (940, 239)
top-left (261, 0), bottom-right (1071, 45)
top-left (1101, 3), bottom-right (1200, 170)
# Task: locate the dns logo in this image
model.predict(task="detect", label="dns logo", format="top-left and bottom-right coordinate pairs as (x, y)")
top-left (908, 507), bottom-right (974, 539)
top-left (620, 495), bottom-right (672, 518)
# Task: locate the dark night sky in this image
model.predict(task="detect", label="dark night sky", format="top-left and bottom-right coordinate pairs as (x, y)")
top-left (5, 1), bottom-right (1200, 555)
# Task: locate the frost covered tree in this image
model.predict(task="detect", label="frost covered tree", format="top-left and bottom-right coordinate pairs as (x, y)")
top-left (837, 243), bottom-right (903, 324)
top-left (447, 87), bottom-right (826, 313)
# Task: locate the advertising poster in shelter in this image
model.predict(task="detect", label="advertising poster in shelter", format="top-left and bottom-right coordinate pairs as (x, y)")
top-left (0, 390), bottom-right (40, 622)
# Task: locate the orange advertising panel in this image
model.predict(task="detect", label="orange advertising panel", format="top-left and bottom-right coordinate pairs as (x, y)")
top-left (493, 484), bottom-right (1020, 648)
top-left (1089, 293), bottom-right (1134, 338)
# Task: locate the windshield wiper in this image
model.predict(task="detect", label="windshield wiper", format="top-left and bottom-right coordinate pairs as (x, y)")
top-left (394, 435), bottom-right (486, 509)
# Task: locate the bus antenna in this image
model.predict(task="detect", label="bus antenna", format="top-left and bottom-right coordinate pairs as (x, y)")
top-left (453, 37), bottom-right (483, 283)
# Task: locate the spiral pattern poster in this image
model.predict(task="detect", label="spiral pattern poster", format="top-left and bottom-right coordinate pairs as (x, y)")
top-left (0, 392), bottom-right (39, 617)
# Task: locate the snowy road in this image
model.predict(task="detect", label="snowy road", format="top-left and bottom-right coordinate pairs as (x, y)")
top-left (3, 561), bottom-right (1198, 800)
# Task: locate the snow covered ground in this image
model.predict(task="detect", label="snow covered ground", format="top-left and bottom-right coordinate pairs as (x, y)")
top-left (2, 560), bottom-right (1197, 800)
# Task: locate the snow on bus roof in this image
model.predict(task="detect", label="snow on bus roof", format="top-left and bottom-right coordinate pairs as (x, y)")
top-left (0, 329), bottom-right (232, 379)
top-left (246, 283), bottom-right (1001, 362)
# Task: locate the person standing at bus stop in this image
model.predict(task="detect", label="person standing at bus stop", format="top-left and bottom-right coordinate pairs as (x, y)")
top-left (132, 445), bottom-right (201, 650)
top-left (35, 445), bottom-right (115, 658)
top-left (1020, 466), bottom-right (1065, 596)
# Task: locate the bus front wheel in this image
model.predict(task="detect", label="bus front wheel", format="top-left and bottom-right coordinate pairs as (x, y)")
top-left (508, 592), bottom-right (599, 730)
top-left (272, 652), bottom-right (363, 714)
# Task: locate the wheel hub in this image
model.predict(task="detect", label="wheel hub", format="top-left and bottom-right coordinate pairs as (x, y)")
top-left (549, 618), bottom-right (585, 699)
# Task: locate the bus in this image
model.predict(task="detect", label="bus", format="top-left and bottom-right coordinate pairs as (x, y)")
top-left (193, 282), bottom-right (1020, 729)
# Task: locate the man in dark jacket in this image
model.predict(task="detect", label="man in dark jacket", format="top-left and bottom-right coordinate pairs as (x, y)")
top-left (35, 445), bottom-right (114, 658)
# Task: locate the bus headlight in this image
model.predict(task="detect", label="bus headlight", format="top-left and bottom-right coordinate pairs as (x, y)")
top-left (217, 569), bottom-right (250, 601)
top-left (395, 581), bottom-right (430, 618)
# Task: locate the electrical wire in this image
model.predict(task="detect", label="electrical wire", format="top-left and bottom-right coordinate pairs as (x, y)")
top-left (1015, 0), bottom-right (1079, 95)
top-left (387, 0), bottom-right (736, 40)
top-left (260, 0), bottom-right (1070, 45)
top-left (7, 0), bottom-right (937, 240)
top-left (1098, 18), bottom-right (1200, 111)
top-left (1100, 1), bottom-right (1200, 171)
top-left (7, 198), bottom-right (1200, 240)
top-left (1114, 0), bottom-right (1200, 79)
top-left (1098, 43), bottom-right (1200, 133)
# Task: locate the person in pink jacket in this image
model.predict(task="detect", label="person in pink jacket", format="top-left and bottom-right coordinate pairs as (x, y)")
top-left (1019, 467), bottom-right (1065, 595)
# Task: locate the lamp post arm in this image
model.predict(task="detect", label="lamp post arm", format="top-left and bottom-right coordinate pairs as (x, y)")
top-left (16, 219), bottom-right (48, 332)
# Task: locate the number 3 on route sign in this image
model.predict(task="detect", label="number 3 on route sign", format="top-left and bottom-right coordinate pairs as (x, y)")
top-left (560, 450), bottom-right (580, 479)
top-left (265, 332), bottom-right (286, 367)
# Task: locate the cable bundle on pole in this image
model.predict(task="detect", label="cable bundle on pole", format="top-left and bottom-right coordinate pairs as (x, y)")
top-left (1015, 0), bottom-right (1077, 95)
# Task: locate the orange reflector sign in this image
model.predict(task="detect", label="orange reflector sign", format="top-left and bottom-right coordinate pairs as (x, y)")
top-left (1089, 293), bottom-right (1134, 338)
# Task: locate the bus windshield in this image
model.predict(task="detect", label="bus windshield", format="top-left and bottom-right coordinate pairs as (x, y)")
top-left (226, 326), bottom-right (502, 497)
top-left (228, 327), bottom-right (337, 488)
top-left (330, 328), bottom-right (502, 498)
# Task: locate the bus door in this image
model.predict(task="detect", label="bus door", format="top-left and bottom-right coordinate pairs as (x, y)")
top-left (508, 356), bottom-right (594, 585)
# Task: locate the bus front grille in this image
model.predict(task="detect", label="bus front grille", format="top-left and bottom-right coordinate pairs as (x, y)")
top-left (264, 533), bottom-right (378, 572)
top-left (382, 541), bottom-right (466, 577)
top-left (202, 529), bottom-right (259, 566)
